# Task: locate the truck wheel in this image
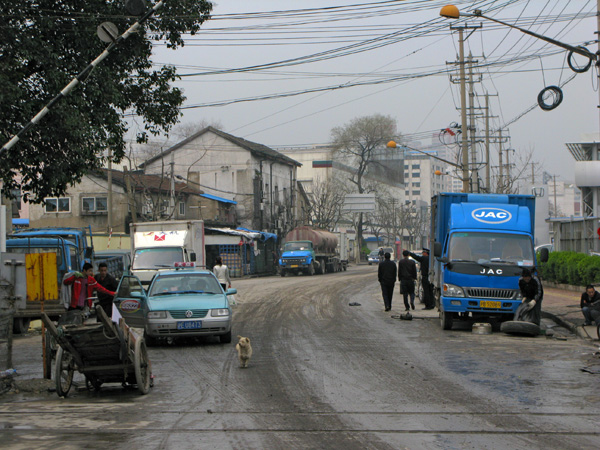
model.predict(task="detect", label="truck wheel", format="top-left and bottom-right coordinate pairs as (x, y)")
top-left (13, 318), bottom-right (31, 334)
top-left (500, 320), bottom-right (540, 336)
top-left (280, 269), bottom-right (286, 277)
top-left (308, 263), bottom-right (315, 276)
top-left (440, 310), bottom-right (454, 330)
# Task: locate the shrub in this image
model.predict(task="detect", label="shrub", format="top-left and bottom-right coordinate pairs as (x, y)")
top-left (538, 251), bottom-right (600, 286)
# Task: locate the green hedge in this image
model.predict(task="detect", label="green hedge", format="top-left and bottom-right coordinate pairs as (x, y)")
top-left (538, 251), bottom-right (600, 286)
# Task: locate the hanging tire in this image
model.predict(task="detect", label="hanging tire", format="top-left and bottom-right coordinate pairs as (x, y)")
top-left (134, 338), bottom-right (151, 395)
top-left (55, 347), bottom-right (75, 397)
top-left (500, 320), bottom-right (540, 336)
top-left (440, 310), bottom-right (454, 330)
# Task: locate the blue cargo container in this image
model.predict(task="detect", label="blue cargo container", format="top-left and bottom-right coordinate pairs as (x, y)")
top-left (430, 193), bottom-right (548, 330)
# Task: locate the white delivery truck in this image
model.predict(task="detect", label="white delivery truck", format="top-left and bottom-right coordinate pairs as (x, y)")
top-left (130, 220), bottom-right (205, 285)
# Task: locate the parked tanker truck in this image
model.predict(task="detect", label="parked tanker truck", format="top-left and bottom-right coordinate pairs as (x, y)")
top-left (279, 226), bottom-right (347, 276)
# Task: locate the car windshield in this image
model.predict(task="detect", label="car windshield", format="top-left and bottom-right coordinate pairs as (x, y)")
top-left (448, 232), bottom-right (534, 265)
top-left (284, 242), bottom-right (312, 251)
top-left (149, 273), bottom-right (222, 297)
top-left (132, 247), bottom-right (183, 270)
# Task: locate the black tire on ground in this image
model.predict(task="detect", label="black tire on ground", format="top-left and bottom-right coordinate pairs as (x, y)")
top-left (440, 310), bottom-right (454, 330)
top-left (500, 320), bottom-right (540, 336)
top-left (307, 263), bottom-right (315, 276)
top-left (12, 318), bottom-right (31, 334)
top-left (220, 330), bottom-right (232, 344)
top-left (280, 269), bottom-right (286, 277)
top-left (134, 338), bottom-right (151, 395)
top-left (144, 331), bottom-right (157, 347)
top-left (55, 347), bottom-right (74, 397)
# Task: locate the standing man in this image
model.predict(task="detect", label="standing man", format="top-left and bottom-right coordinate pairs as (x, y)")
top-left (580, 285), bottom-right (600, 326)
top-left (409, 248), bottom-right (434, 310)
top-left (63, 263), bottom-right (115, 312)
top-left (378, 247), bottom-right (385, 264)
top-left (95, 262), bottom-right (119, 318)
top-left (378, 252), bottom-right (397, 312)
top-left (398, 250), bottom-right (418, 311)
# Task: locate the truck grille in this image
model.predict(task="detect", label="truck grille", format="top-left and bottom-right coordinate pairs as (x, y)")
top-left (465, 288), bottom-right (516, 299)
top-left (170, 309), bottom-right (208, 319)
top-left (283, 258), bottom-right (306, 265)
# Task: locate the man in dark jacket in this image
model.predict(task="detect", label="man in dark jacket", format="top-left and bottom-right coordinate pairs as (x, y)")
top-left (580, 285), bottom-right (600, 326)
top-left (515, 268), bottom-right (544, 325)
top-left (94, 262), bottom-right (119, 318)
top-left (398, 250), bottom-right (418, 311)
top-left (409, 248), bottom-right (434, 310)
top-left (378, 252), bottom-right (397, 311)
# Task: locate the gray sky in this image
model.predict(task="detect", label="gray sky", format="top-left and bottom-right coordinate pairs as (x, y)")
top-left (135, 0), bottom-right (599, 184)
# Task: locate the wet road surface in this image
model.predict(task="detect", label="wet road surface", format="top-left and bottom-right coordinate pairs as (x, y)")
top-left (1, 264), bottom-right (599, 449)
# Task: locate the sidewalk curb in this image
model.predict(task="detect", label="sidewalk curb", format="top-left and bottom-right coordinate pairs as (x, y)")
top-left (541, 310), bottom-right (591, 340)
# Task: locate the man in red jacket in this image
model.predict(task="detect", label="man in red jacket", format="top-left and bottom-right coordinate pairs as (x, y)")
top-left (63, 263), bottom-right (116, 311)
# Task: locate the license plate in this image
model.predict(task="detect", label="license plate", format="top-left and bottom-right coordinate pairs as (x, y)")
top-left (177, 321), bottom-right (202, 330)
top-left (290, 264), bottom-right (298, 268)
top-left (480, 301), bottom-right (501, 309)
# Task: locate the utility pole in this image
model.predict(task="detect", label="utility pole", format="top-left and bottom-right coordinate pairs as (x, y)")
top-left (485, 94), bottom-right (490, 192)
top-left (553, 175), bottom-right (558, 216)
top-left (448, 24), bottom-right (480, 193)
top-left (531, 162), bottom-right (535, 185)
top-left (467, 52), bottom-right (480, 192)
top-left (498, 129), bottom-right (503, 193)
top-left (107, 148), bottom-right (112, 232)
top-left (169, 152), bottom-right (175, 220)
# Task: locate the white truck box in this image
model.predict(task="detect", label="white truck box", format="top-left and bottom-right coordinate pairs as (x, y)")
top-left (130, 220), bottom-right (205, 284)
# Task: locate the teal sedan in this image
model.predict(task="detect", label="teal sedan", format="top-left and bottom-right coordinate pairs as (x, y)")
top-left (114, 268), bottom-right (236, 344)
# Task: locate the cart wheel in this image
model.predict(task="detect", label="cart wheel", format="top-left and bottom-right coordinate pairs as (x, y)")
top-left (44, 329), bottom-right (54, 379)
top-left (55, 347), bottom-right (75, 397)
top-left (134, 338), bottom-right (151, 395)
top-left (85, 375), bottom-right (102, 391)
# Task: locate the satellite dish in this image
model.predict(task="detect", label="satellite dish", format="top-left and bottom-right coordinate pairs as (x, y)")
top-left (97, 22), bottom-right (119, 43)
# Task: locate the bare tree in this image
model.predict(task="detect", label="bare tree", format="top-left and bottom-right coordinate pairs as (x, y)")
top-left (495, 148), bottom-right (535, 194)
top-left (171, 119), bottom-right (224, 140)
top-left (331, 115), bottom-right (397, 250)
top-left (306, 176), bottom-right (349, 231)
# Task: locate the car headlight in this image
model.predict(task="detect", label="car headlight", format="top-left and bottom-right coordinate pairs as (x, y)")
top-left (443, 283), bottom-right (465, 297)
top-left (211, 308), bottom-right (230, 317)
top-left (147, 311), bottom-right (167, 319)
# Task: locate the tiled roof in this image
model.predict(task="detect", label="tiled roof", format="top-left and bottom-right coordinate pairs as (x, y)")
top-left (92, 169), bottom-right (199, 195)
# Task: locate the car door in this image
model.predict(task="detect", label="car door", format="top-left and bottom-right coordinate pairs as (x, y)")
top-left (113, 275), bottom-right (147, 328)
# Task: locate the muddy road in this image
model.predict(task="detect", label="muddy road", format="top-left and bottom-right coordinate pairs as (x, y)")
top-left (1, 265), bottom-right (599, 449)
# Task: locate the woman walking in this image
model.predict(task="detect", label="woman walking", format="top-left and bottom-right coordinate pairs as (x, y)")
top-left (213, 256), bottom-right (232, 292)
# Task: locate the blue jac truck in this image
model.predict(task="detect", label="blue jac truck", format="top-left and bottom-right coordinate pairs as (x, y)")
top-left (430, 193), bottom-right (548, 330)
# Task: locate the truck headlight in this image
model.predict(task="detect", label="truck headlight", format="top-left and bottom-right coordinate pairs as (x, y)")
top-left (147, 311), bottom-right (167, 319)
top-left (211, 309), bottom-right (230, 317)
top-left (443, 284), bottom-right (465, 297)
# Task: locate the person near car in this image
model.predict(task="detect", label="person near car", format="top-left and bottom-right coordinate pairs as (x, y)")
top-left (514, 268), bottom-right (544, 325)
top-left (94, 262), bottom-right (119, 318)
top-left (378, 247), bottom-right (385, 263)
top-left (63, 263), bottom-right (116, 312)
top-left (580, 284), bottom-right (600, 326)
top-left (378, 252), bottom-right (397, 312)
top-left (398, 250), bottom-right (417, 311)
top-left (408, 248), bottom-right (435, 310)
top-left (213, 256), bottom-right (232, 291)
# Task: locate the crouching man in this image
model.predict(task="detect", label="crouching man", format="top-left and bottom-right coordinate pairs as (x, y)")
top-left (514, 268), bottom-right (543, 325)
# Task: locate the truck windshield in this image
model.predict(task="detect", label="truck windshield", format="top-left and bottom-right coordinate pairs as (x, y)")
top-left (449, 232), bottom-right (534, 265)
top-left (284, 242), bottom-right (312, 251)
top-left (132, 247), bottom-right (184, 270)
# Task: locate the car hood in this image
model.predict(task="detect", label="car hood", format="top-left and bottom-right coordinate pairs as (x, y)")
top-left (147, 293), bottom-right (228, 310)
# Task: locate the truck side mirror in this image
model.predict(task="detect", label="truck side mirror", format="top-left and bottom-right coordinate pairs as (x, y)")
top-left (85, 248), bottom-right (93, 259)
top-left (190, 252), bottom-right (197, 262)
top-left (433, 242), bottom-right (442, 257)
top-left (539, 248), bottom-right (549, 263)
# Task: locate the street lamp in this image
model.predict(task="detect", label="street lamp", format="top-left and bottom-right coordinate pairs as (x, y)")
top-left (439, 6), bottom-right (596, 62)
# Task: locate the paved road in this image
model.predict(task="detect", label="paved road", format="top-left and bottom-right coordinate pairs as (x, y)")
top-left (1, 265), bottom-right (599, 449)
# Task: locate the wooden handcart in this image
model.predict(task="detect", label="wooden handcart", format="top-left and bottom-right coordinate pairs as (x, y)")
top-left (41, 306), bottom-right (152, 397)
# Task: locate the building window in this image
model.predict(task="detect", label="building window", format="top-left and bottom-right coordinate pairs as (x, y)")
top-left (413, 190), bottom-right (421, 195)
top-left (404, 164), bottom-right (409, 169)
top-left (405, 191), bottom-right (409, 196)
top-left (179, 201), bottom-right (185, 216)
top-left (82, 196), bottom-right (107, 213)
top-left (11, 189), bottom-right (21, 211)
top-left (45, 197), bottom-right (71, 213)
top-left (412, 182), bottom-right (420, 187)
top-left (412, 172), bottom-right (420, 178)
top-left (404, 172), bottom-right (409, 178)
top-left (412, 164), bottom-right (420, 169)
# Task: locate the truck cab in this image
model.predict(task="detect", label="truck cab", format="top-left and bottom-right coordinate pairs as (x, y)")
top-left (279, 240), bottom-right (315, 276)
top-left (431, 193), bottom-right (547, 330)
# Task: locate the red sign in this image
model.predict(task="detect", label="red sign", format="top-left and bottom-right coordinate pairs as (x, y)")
top-left (597, 227), bottom-right (600, 238)
top-left (154, 232), bottom-right (166, 241)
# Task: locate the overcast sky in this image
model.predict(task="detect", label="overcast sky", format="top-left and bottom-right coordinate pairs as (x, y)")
top-left (135, 0), bottom-right (599, 185)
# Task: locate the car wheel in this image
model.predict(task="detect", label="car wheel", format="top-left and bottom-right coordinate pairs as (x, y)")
top-left (220, 330), bottom-right (232, 344)
top-left (500, 320), bottom-right (540, 336)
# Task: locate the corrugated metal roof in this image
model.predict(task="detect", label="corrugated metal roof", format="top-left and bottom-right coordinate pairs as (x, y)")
top-left (201, 193), bottom-right (237, 205)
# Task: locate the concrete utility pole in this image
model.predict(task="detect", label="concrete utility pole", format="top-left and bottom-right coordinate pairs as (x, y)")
top-left (553, 175), bottom-right (558, 216)
top-left (107, 148), bottom-right (112, 232)
top-left (467, 52), bottom-right (480, 192)
top-left (170, 152), bottom-right (175, 220)
top-left (485, 94), bottom-right (490, 191)
top-left (498, 129), bottom-right (503, 193)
